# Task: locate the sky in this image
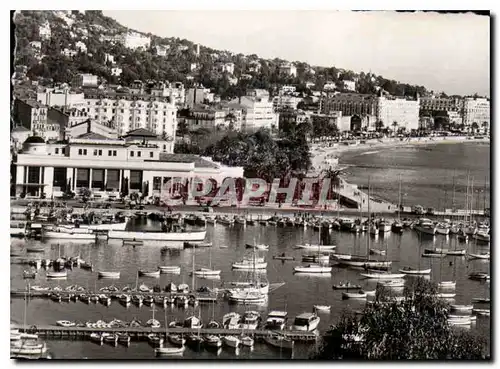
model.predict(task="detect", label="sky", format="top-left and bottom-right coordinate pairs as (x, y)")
top-left (103, 10), bottom-right (490, 97)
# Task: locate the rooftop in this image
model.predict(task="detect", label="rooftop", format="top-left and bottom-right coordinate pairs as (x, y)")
top-left (75, 132), bottom-right (110, 140)
top-left (122, 128), bottom-right (158, 139)
top-left (12, 126), bottom-right (30, 132)
top-left (295, 312), bottom-right (316, 319)
top-left (158, 153), bottom-right (219, 169)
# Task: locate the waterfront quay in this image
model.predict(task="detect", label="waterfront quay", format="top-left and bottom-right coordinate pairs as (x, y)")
top-left (12, 324), bottom-right (318, 342)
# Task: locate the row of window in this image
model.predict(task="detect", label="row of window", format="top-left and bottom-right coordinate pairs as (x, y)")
top-left (77, 148), bottom-right (117, 156)
top-left (130, 151), bottom-right (154, 158)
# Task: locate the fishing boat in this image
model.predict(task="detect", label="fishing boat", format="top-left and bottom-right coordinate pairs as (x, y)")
top-left (232, 259), bottom-right (267, 270)
top-left (138, 270), bottom-right (161, 278)
top-left (168, 334), bottom-right (186, 346)
top-left (332, 282), bottom-right (362, 290)
top-left (98, 294), bottom-right (111, 306)
top-left (118, 294), bottom-right (131, 304)
top-left (147, 334), bottom-right (164, 347)
top-left (223, 312), bottom-right (241, 329)
top-left (263, 334), bottom-right (294, 350)
top-left (46, 271), bottom-right (67, 279)
top-left (117, 333), bottom-right (131, 346)
top-left (204, 335), bottom-right (222, 349)
top-left (342, 290), bottom-right (367, 299)
top-left (292, 312), bottom-right (320, 331)
top-left (265, 311), bottom-right (288, 330)
top-left (435, 292), bottom-right (456, 299)
top-left (10, 342), bottom-right (47, 356)
top-left (155, 345), bottom-right (185, 357)
top-left (191, 268), bottom-right (221, 276)
top-left (98, 271), bottom-right (120, 279)
top-left (90, 333), bottom-right (104, 345)
top-left (435, 223), bottom-right (450, 235)
top-left (159, 266), bottom-right (181, 274)
top-left (414, 218), bottom-right (436, 236)
top-left (399, 267), bottom-right (431, 275)
top-left (223, 335), bottom-right (240, 348)
top-left (139, 283), bottom-right (152, 293)
top-left (229, 290), bottom-right (267, 304)
top-left (294, 264), bottom-right (332, 273)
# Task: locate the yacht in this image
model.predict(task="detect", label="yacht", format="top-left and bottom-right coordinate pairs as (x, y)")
top-left (292, 312), bottom-right (320, 331)
top-left (265, 311), bottom-right (288, 330)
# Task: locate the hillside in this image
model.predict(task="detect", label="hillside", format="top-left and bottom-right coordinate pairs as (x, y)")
top-left (13, 10), bottom-right (429, 99)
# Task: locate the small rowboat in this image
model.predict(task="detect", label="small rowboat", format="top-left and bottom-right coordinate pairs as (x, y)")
top-left (468, 252), bottom-right (490, 260)
top-left (191, 268), bottom-right (221, 276)
top-left (436, 292), bottom-right (456, 299)
top-left (56, 320), bottom-right (76, 327)
top-left (438, 281), bottom-right (456, 289)
top-left (342, 291), bottom-right (367, 299)
top-left (450, 304), bottom-right (473, 312)
top-left (26, 247), bottom-right (45, 253)
top-left (139, 270), bottom-right (161, 278)
top-left (98, 271), bottom-right (120, 279)
top-left (313, 305), bottom-right (331, 312)
top-left (273, 255), bottom-right (295, 261)
top-left (399, 267), bottom-right (431, 275)
top-left (158, 266), bottom-right (181, 274)
top-left (360, 272), bottom-right (405, 279)
top-left (155, 345), bottom-right (185, 356)
top-left (469, 272), bottom-right (490, 281)
top-left (47, 271), bottom-right (67, 279)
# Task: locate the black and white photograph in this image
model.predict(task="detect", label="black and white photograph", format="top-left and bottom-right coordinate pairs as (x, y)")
top-left (9, 9), bottom-right (491, 360)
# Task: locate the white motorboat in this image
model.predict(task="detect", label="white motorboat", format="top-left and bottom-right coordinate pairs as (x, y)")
top-left (342, 290), bottom-right (367, 299)
top-left (294, 264), bottom-right (332, 273)
top-left (447, 317), bottom-right (472, 326)
top-left (98, 271), bottom-right (121, 279)
top-left (296, 243), bottom-right (336, 251)
top-left (146, 319), bottom-right (161, 329)
top-left (90, 333), bottom-right (104, 344)
top-left (56, 320), bottom-right (76, 327)
top-left (473, 231), bottom-right (490, 243)
top-left (183, 316), bottom-right (203, 329)
top-left (238, 311), bottom-right (261, 330)
top-left (229, 291), bottom-right (267, 304)
top-left (264, 311), bottom-right (287, 330)
top-left (46, 271), bottom-right (67, 279)
top-left (155, 345), bottom-right (185, 356)
top-left (399, 267), bottom-right (431, 275)
top-left (436, 292), bottom-right (456, 299)
top-left (438, 281), bottom-right (456, 289)
top-left (158, 266), bottom-right (181, 274)
top-left (360, 272), bottom-right (405, 279)
top-left (119, 294), bottom-right (131, 304)
top-left (223, 335), bottom-right (240, 348)
top-left (138, 270), bottom-right (160, 278)
top-left (10, 342), bottom-right (47, 355)
top-left (191, 268), bottom-right (221, 276)
top-left (292, 312), bottom-right (320, 331)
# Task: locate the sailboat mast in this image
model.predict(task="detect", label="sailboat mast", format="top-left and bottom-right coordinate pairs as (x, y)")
top-left (470, 177), bottom-right (474, 225)
top-left (451, 171), bottom-right (456, 210)
top-left (464, 174), bottom-right (469, 224)
top-left (192, 250), bottom-right (195, 292)
top-left (367, 179), bottom-right (371, 259)
top-left (398, 174), bottom-right (402, 222)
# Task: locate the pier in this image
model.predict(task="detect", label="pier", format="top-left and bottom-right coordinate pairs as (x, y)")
top-left (11, 324), bottom-right (318, 342)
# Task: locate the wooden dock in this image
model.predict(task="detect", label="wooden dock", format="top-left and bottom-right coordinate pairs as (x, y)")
top-left (11, 324), bottom-right (318, 342)
top-left (11, 289), bottom-right (219, 303)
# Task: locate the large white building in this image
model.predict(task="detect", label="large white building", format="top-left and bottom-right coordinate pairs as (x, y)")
top-left (230, 96), bottom-right (279, 132)
top-left (37, 87), bottom-right (86, 109)
top-left (120, 32), bottom-right (151, 50)
top-left (83, 90), bottom-right (178, 141)
top-left (462, 97), bottom-right (490, 128)
top-left (13, 131), bottom-right (243, 200)
top-left (279, 63), bottom-right (297, 77)
top-left (272, 95), bottom-right (302, 111)
top-left (377, 95), bottom-right (420, 131)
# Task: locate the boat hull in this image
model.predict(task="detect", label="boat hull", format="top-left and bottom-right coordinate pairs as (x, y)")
top-left (108, 230), bottom-right (206, 241)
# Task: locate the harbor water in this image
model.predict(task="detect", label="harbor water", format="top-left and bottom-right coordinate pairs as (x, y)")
top-left (11, 217), bottom-right (490, 359)
top-left (339, 142), bottom-right (490, 210)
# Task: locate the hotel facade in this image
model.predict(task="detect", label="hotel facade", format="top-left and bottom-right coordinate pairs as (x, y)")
top-left (13, 129), bottom-right (243, 200)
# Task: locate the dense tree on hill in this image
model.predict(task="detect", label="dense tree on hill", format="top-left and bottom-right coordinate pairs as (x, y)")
top-left (311, 278), bottom-right (488, 360)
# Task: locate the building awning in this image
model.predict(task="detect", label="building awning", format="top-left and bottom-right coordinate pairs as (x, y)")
top-left (16, 183), bottom-right (47, 187)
